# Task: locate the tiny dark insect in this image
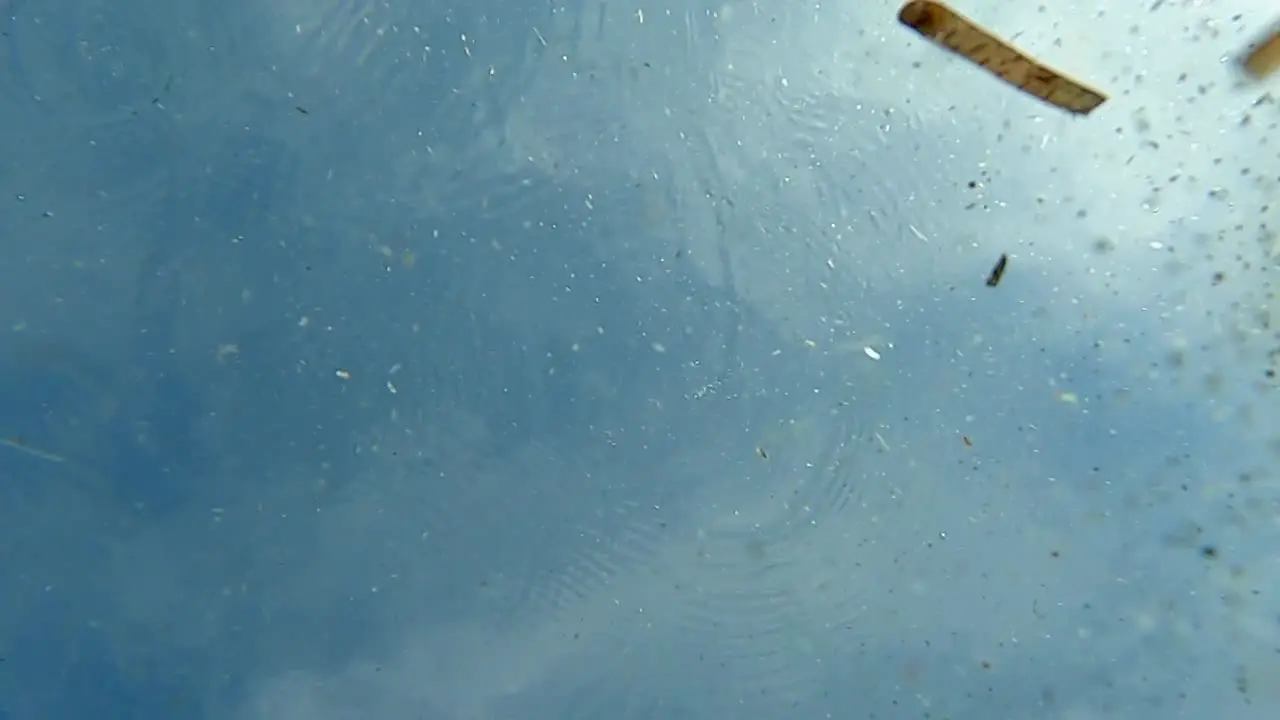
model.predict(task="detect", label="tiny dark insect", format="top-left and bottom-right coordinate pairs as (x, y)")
top-left (756, 446), bottom-right (768, 460)
top-left (295, 106), bottom-right (309, 115)
top-left (985, 253), bottom-right (1008, 287)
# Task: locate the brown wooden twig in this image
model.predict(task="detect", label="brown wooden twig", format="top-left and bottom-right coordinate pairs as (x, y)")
top-left (899, 1), bottom-right (1108, 116)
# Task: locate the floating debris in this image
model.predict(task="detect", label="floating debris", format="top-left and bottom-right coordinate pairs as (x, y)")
top-left (985, 253), bottom-right (1009, 287)
top-left (1, 436), bottom-right (66, 464)
top-left (1242, 23), bottom-right (1280, 80)
top-left (898, 1), bottom-right (1108, 115)
top-left (215, 343), bottom-right (240, 363)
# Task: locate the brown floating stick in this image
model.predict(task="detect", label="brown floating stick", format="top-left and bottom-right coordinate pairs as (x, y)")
top-left (898, 1), bottom-right (1108, 116)
top-left (985, 253), bottom-right (1008, 287)
top-left (1243, 25), bottom-right (1280, 80)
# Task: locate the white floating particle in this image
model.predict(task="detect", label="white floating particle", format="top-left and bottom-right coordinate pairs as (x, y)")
top-left (389, 363), bottom-right (402, 375)
top-left (336, 368), bottom-right (351, 380)
top-left (864, 346), bottom-right (881, 361)
top-left (386, 380), bottom-right (398, 394)
top-left (651, 341), bottom-right (666, 353)
top-left (1149, 241), bottom-right (1164, 250)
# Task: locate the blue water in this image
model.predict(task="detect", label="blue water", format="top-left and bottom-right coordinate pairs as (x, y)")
top-left (2, 0), bottom-right (1278, 718)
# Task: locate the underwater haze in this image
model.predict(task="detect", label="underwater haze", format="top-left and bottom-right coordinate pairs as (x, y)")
top-left (1, 0), bottom-right (1278, 717)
